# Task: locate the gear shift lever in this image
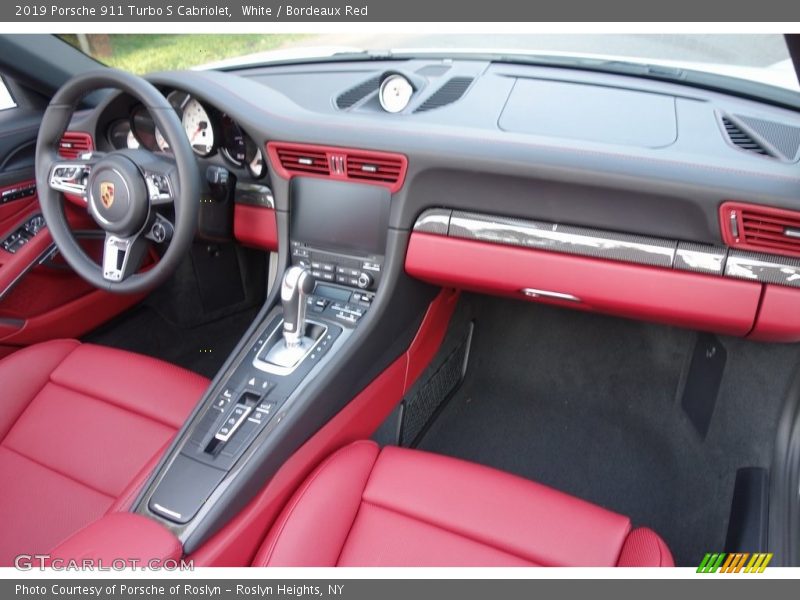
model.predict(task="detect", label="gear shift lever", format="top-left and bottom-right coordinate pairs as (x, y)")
top-left (281, 266), bottom-right (315, 347)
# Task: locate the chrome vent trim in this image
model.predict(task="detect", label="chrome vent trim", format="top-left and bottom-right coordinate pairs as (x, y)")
top-left (413, 210), bottom-right (800, 290)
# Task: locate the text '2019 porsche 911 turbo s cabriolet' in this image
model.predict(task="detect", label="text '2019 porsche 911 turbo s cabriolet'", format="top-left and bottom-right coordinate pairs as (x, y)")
top-left (0, 33), bottom-right (799, 568)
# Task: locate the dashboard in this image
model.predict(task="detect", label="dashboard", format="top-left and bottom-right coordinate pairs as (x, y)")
top-left (72, 56), bottom-right (800, 345)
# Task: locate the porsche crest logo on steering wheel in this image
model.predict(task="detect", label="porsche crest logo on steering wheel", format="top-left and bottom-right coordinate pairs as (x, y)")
top-left (100, 181), bottom-right (115, 209)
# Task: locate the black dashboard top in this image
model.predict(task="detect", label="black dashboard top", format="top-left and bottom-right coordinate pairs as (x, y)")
top-left (72, 57), bottom-right (800, 247)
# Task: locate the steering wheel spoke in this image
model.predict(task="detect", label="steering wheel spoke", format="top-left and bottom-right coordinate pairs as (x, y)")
top-left (141, 158), bottom-right (178, 206)
top-left (48, 158), bottom-right (94, 201)
top-left (102, 232), bottom-right (148, 283)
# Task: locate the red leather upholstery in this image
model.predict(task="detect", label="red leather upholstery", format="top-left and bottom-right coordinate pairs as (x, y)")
top-left (254, 441), bottom-right (674, 567)
top-left (0, 340), bottom-right (208, 566)
top-left (48, 513), bottom-right (182, 567)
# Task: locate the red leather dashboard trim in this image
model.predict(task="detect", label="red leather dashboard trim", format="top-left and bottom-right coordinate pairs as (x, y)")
top-left (405, 232), bottom-right (762, 336)
top-left (233, 204), bottom-right (278, 251)
top-left (187, 289), bottom-right (456, 566)
top-left (749, 285), bottom-right (800, 342)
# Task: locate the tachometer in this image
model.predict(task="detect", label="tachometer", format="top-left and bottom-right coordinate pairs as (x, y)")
top-left (244, 136), bottom-right (266, 178)
top-left (154, 127), bottom-right (170, 152)
top-left (182, 98), bottom-right (215, 157)
top-left (220, 114), bottom-right (246, 166)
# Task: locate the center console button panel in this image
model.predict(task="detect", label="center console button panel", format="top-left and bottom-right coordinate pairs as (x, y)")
top-left (291, 241), bottom-right (383, 291)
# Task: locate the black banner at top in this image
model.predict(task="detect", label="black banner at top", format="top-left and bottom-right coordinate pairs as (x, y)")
top-left (3, 0), bottom-right (800, 22)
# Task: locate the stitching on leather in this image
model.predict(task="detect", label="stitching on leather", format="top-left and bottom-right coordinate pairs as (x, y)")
top-left (47, 381), bottom-right (178, 430)
top-left (0, 444), bottom-right (115, 500)
top-left (358, 498), bottom-right (563, 566)
top-left (259, 441), bottom-right (377, 566)
top-left (0, 340), bottom-right (80, 444)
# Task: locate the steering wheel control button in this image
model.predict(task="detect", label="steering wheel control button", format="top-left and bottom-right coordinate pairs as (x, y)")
top-left (146, 173), bottom-right (173, 203)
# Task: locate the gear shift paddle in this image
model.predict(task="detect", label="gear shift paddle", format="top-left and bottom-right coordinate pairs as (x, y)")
top-left (281, 266), bottom-right (315, 348)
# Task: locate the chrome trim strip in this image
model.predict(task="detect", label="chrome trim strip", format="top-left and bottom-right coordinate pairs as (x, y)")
top-left (449, 210), bottom-right (676, 268)
top-left (412, 209), bottom-right (800, 290)
top-left (725, 251), bottom-right (800, 288)
top-left (521, 288), bottom-right (581, 302)
top-left (151, 502), bottom-right (182, 520)
top-left (413, 208), bottom-right (452, 235)
top-left (674, 242), bottom-right (727, 275)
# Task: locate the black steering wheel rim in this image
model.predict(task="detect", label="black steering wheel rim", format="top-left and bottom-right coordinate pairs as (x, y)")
top-left (35, 68), bottom-right (200, 294)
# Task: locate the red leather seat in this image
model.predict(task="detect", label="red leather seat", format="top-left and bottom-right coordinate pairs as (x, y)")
top-left (254, 440), bottom-right (674, 567)
top-left (0, 339), bottom-right (208, 566)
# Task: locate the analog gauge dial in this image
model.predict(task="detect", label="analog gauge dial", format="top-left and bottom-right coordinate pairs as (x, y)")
top-left (108, 119), bottom-right (140, 150)
top-left (245, 136), bottom-right (267, 179)
top-left (130, 105), bottom-right (157, 150)
top-left (126, 129), bottom-right (140, 149)
top-left (154, 127), bottom-right (170, 152)
top-left (220, 115), bottom-right (247, 166)
top-left (379, 74), bottom-right (414, 113)
top-left (244, 136), bottom-right (266, 178)
top-left (182, 98), bottom-right (215, 157)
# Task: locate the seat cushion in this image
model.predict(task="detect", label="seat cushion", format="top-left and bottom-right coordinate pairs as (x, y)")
top-left (254, 440), bottom-right (674, 567)
top-left (0, 339), bottom-right (208, 566)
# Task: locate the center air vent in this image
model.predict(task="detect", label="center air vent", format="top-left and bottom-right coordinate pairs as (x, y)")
top-left (335, 75), bottom-right (381, 109)
top-left (414, 77), bottom-right (474, 113)
top-left (58, 131), bottom-right (93, 159)
top-left (267, 142), bottom-right (408, 193)
top-left (720, 116), bottom-right (773, 157)
top-left (721, 201), bottom-right (800, 258)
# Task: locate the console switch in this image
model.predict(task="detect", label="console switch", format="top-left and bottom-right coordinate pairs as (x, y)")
top-left (214, 405), bottom-right (252, 442)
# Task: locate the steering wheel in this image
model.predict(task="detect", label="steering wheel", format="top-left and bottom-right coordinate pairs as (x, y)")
top-left (35, 69), bottom-right (200, 293)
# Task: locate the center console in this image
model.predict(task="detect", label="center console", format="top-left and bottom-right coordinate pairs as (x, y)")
top-left (136, 177), bottom-right (401, 548)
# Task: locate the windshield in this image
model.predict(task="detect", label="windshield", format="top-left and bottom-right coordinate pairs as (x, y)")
top-left (58, 33), bottom-right (799, 94)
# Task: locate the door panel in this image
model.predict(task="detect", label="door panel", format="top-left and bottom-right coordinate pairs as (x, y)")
top-left (0, 106), bottom-right (146, 353)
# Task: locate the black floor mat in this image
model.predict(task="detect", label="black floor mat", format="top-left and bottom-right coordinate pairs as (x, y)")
top-left (417, 295), bottom-right (800, 566)
top-left (85, 305), bottom-right (258, 379)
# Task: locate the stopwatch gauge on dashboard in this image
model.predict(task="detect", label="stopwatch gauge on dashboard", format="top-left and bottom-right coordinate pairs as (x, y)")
top-left (113, 89), bottom-right (267, 178)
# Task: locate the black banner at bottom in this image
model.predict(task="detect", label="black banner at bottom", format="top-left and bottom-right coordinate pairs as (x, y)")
top-left (4, 578), bottom-right (797, 600)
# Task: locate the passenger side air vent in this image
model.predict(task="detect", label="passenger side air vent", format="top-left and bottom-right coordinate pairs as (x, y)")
top-left (414, 77), bottom-right (474, 113)
top-left (267, 142), bottom-right (408, 193)
top-left (720, 116), bottom-right (773, 157)
top-left (335, 76), bottom-right (381, 109)
top-left (273, 146), bottom-right (330, 176)
top-left (58, 132), bottom-right (93, 159)
top-left (721, 201), bottom-right (800, 258)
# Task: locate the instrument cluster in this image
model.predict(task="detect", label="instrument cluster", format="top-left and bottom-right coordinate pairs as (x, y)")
top-left (106, 90), bottom-right (266, 178)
